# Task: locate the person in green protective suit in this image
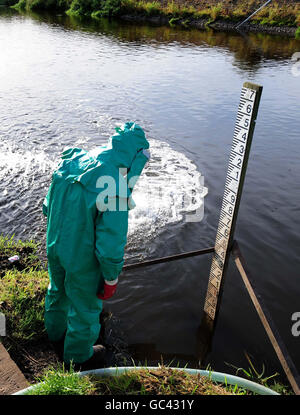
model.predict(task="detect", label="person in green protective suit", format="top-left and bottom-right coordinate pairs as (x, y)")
top-left (43, 122), bottom-right (150, 369)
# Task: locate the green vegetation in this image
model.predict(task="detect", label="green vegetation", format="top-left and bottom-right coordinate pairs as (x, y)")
top-left (225, 352), bottom-right (293, 395)
top-left (0, 234), bottom-right (48, 344)
top-left (0, 234), bottom-right (41, 278)
top-left (295, 27), bottom-right (300, 39)
top-left (24, 364), bottom-right (95, 395)
top-left (254, 2), bottom-right (299, 27)
top-left (10, 0), bottom-right (300, 29)
top-left (68, 0), bottom-right (122, 19)
top-left (12, 0), bottom-right (69, 12)
top-left (24, 365), bottom-right (250, 395)
top-left (0, 268), bottom-right (48, 342)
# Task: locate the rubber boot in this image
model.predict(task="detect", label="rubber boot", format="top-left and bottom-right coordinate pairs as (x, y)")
top-left (70, 345), bottom-right (107, 372)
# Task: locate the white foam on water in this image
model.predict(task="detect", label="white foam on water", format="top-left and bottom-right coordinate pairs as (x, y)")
top-left (0, 143), bottom-right (57, 187)
top-left (0, 143), bottom-right (58, 239)
top-left (127, 139), bottom-right (207, 249)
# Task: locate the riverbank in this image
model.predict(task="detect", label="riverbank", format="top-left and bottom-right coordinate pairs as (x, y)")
top-left (0, 235), bottom-right (132, 383)
top-left (9, 0), bottom-right (300, 38)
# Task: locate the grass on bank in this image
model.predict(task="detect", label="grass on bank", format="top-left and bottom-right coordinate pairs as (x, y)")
top-left (10, 0), bottom-right (300, 29)
top-left (0, 234), bottom-right (48, 344)
top-left (0, 268), bottom-right (48, 343)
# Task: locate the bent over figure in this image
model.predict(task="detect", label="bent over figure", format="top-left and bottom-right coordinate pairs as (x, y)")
top-left (43, 122), bottom-right (150, 370)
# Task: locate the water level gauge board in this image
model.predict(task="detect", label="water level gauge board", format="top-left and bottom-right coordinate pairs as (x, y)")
top-left (203, 82), bottom-right (263, 322)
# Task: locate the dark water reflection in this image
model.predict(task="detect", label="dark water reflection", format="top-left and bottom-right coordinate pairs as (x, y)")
top-left (0, 7), bottom-right (299, 381)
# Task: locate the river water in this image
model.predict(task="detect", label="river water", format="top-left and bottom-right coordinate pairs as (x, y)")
top-left (0, 7), bottom-right (299, 379)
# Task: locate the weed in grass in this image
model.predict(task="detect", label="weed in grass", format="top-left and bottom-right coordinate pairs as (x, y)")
top-left (225, 352), bottom-right (292, 394)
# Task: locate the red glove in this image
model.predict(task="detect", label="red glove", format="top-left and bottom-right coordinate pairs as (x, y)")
top-left (97, 279), bottom-right (118, 300)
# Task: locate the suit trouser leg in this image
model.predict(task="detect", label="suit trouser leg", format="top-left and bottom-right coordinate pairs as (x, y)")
top-left (45, 259), bottom-right (70, 342)
top-left (63, 270), bottom-right (103, 364)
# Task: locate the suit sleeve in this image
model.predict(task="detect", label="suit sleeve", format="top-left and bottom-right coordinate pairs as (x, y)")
top-left (95, 206), bottom-right (129, 282)
top-left (42, 180), bottom-right (55, 217)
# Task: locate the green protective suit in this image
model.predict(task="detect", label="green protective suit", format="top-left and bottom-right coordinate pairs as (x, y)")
top-left (43, 122), bottom-right (150, 364)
